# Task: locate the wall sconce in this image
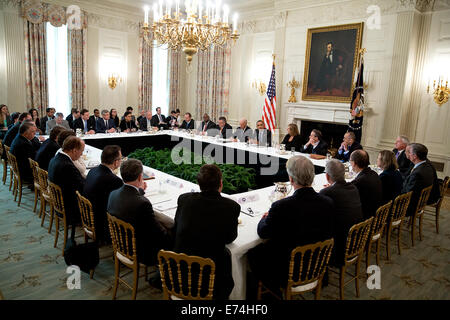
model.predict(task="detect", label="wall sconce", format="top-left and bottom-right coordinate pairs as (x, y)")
top-left (108, 73), bottom-right (123, 90)
top-left (427, 78), bottom-right (449, 106)
top-left (287, 76), bottom-right (300, 103)
top-left (251, 79), bottom-right (267, 96)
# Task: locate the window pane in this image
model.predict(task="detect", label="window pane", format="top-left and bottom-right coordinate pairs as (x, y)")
top-left (152, 46), bottom-right (169, 116)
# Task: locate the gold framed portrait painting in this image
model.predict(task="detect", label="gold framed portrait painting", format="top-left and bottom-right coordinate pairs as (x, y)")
top-left (302, 23), bottom-right (364, 103)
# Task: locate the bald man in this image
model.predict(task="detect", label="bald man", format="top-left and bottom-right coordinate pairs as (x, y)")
top-left (233, 118), bottom-right (253, 143)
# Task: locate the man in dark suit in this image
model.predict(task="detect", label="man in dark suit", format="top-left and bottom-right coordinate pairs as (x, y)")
top-left (66, 108), bottom-right (80, 130)
top-left (152, 107), bottom-right (168, 130)
top-left (172, 164), bottom-right (240, 300)
top-left (198, 113), bottom-right (217, 136)
top-left (83, 145), bottom-right (123, 243)
top-left (252, 120), bottom-right (272, 147)
top-left (89, 109), bottom-right (100, 128)
top-left (10, 122), bottom-right (38, 184)
top-left (216, 117), bottom-right (233, 139)
top-left (35, 126), bottom-right (66, 170)
top-left (139, 111), bottom-right (155, 131)
top-left (166, 110), bottom-right (179, 128)
top-left (40, 108), bottom-right (55, 133)
top-left (48, 136), bottom-right (86, 239)
top-left (180, 113), bottom-right (195, 130)
top-left (3, 113), bottom-right (32, 148)
top-left (393, 135), bottom-right (413, 178)
top-left (402, 143), bottom-right (440, 217)
top-left (248, 156), bottom-right (334, 293)
top-left (137, 109), bottom-right (146, 125)
top-left (74, 109), bottom-right (96, 135)
top-left (107, 159), bottom-right (170, 266)
top-left (350, 150), bottom-right (382, 219)
top-left (233, 118), bottom-right (253, 143)
top-left (320, 159), bottom-right (363, 266)
top-left (317, 42), bottom-right (347, 92)
top-left (302, 129), bottom-right (328, 156)
top-left (95, 110), bottom-right (117, 134)
top-left (336, 131), bottom-right (363, 162)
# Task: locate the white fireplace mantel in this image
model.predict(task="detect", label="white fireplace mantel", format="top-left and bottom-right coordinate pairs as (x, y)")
top-left (284, 102), bottom-right (351, 126)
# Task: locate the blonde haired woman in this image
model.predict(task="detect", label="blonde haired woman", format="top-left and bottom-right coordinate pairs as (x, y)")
top-left (281, 123), bottom-right (302, 152)
top-left (377, 150), bottom-right (403, 203)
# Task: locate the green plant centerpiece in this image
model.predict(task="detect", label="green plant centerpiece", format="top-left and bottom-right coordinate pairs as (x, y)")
top-left (128, 147), bottom-right (257, 195)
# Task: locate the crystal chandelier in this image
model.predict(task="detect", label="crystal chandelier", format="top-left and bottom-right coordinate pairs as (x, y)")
top-left (142, 0), bottom-right (240, 64)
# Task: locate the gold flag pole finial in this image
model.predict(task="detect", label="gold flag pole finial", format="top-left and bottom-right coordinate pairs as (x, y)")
top-left (272, 54), bottom-right (276, 65)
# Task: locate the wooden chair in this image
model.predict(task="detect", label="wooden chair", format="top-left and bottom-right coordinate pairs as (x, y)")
top-left (158, 250), bottom-right (216, 300)
top-left (257, 239), bottom-right (334, 300)
top-left (385, 192), bottom-right (412, 260)
top-left (330, 217), bottom-right (374, 300)
top-left (3, 145), bottom-right (13, 190)
top-left (76, 191), bottom-right (97, 279)
top-left (7, 151), bottom-right (24, 207)
top-left (366, 201), bottom-right (392, 269)
top-left (29, 158), bottom-right (40, 214)
top-left (409, 185), bottom-right (433, 247)
top-left (36, 167), bottom-right (54, 233)
top-left (424, 176), bottom-right (449, 234)
top-left (0, 289), bottom-right (4, 300)
top-left (0, 139), bottom-right (8, 185)
top-left (107, 213), bottom-right (148, 300)
top-left (47, 181), bottom-right (70, 256)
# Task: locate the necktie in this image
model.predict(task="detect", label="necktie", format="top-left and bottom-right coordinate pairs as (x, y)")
top-left (105, 120), bottom-right (108, 130)
top-left (259, 130), bottom-right (263, 143)
top-left (158, 114), bottom-right (162, 123)
top-left (147, 119), bottom-right (151, 129)
top-left (396, 151), bottom-right (400, 159)
top-left (84, 120), bottom-right (87, 133)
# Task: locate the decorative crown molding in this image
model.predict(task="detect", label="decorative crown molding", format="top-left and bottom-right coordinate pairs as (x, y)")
top-left (397, 0), bottom-right (436, 12)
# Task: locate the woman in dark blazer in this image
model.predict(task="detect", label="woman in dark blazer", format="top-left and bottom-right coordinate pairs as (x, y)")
top-left (110, 108), bottom-right (120, 128)
top-left (377, 150), bottom-right (404, 204)
top-left (281, 123), bottom-right (302, 152)
top-left (29, 108), bottom-right (41, 134)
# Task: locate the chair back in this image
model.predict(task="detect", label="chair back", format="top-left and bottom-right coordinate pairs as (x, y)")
top-left (36, 167), bottom-right (49, 197)
top-left (29, 158), bottom-right (40, 187)
top-left (391, 191), bottom-right (412, 223)
top-left (287, 239), bottom-right (334, 295)
top-left (7, 152), bottom-right (19, 179)
top-left (76, 191), bottom-right (96, 242)
top-left (439, 176), bottom-right (449, 199)
top-left (107, 213), bottom-right (137, 268)
top-left (415, 185), bottom-right (433, 216)
top-left (4, 145), bottom-right (10, 154)
top-left (371, 201), bottom-right (392, 240)
top-left (0, 139), bottom-right (3, 156)
top-left (47, 180), bottom-right (66, 217)
top-left (344, 217), bottom-right (374, 264)
top-left (157, 250), bottom-right (215, 300)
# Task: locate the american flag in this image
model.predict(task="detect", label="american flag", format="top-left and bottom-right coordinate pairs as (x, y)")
top-left (263, 62), bottom-right (277, 132)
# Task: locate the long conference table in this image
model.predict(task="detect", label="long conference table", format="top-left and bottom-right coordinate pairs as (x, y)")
top-left (79, 130), bottom-right (331, 300)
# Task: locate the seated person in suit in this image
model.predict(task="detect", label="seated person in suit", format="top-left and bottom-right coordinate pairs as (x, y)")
top-left (198, 113), bottom-right (217, 136)
top-left (10, 122), bottom-right (39, 184)
top-left (45, 113), bottom-right (71, 135)
top-left (3, 113), bottom-right (32, 149)
top-left (66, 108), bottom-right (80, 130)
top-left (233, 118), bottom-right (253, 143)
top-left (40, 107), bottom-right (55, 133)
top-left (48, 136), bottom-right (86, 239)
top-left (110, 108), bottom-right (120, 128)
top-left (350, 150), bottom-right (382, 219)
top-left (216, 117), bottom-right (233, 139)
top-left (166, 110), bottom-right (179, 128)
top-left (74, 109), bottom-right (96, 135)
top-left (120, 111), bottom-right (138, 133)
top-left (89, 109), bottom-right (101, 128)
top-left (152, 107), bottom-right (168, 130)
top-left (247, 156), bottom-right (334, 293)
top-left (319, 160), bottom-right (363, 266)
top-left (121, 106), bottom-right (137, 125)
top-left (107, 159), bottom-right (170, 266)
top-left (137, 109), bottom-right (146, 125)
top-left (179, 113), bottom-right (195, 130)
top-left (302, 129), bottom-right (328, 156)
top-left (139, 111), bottom-right (156, 131)
top-left (172, 164), bottom-right (240, 300)
top-left (251, 120), bottom-right (272, 147)
top-left (377, 150), bottom-right (404, 204)
top-left (281, 123), bottom-right (302, 152)
top-left (393, 135), bottom-right (413, 178)
top-left (95, 110), bottom-right (117, 134)
top-left (336, 131), bottom-right (363, 162)
top-left (35, 126), bottom-right (66, 171)
top-left (83, 145), bottom-right (124, 244)
top-left (8, 112), bottom-right (20, 130)
top-left (402, 143), bottom-right (440, 217)
top-left (56, 130), bottom-right (87, 179)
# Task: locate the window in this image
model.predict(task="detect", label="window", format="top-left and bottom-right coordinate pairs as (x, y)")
top-left (152, 46), bottom-right (169, 116)
top-left (46, 22), bottom-right (70, 117)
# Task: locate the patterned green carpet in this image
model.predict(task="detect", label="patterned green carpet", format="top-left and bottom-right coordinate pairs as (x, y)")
top-left (0, 165), bottom-right (449, 300)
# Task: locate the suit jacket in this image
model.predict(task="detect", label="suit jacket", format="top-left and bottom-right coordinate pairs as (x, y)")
top-left (180, 120), bottom-right (195, 130)
top-left (253, 129), bottom-right (272, 147)
top-left (66, 114), bottom-right (74, 129)
top-left (74, 118), bottom-right (95, 133)
top-left (10, 134), bottom-right (36, 182)
top-left (40, 116), bottom-right (54, 133)
top-left (48, 153), bottom-right (85, 225)
top-left (112, 116), bottom-right (120, 129)
top-left (302, 140), bottom-right (328, 156)
top-left (351, 167), bottom-right (383, 219)
top-left (152, 114), bottom-right (167, 129)
top-left (281, 134), bottom-right (302, 152)
top-left (198, 121), bottom-right (217, 136)
top-left (217, 123), bottom-right (233, 139)
top-left (234, 126), bottom-right (253, 143)
top-left (35, 138), bottom-right (59, 171)
top-left (248, 187), bottom-right (334, 288)
top-left (83, 164), bottom-right (123, 243)
top-left (380, 168), bottom-right (404, 204)
top-left (402, 160), bottom-right (440, 217)
top-left (95, 118), bottom-right (116, 133)
top-left (46, 119), bottom-right (71, 135)
top-left (3, 122), bottom-right (20, 147)
top-left (89, 116), bottom-right (100, 128)
top-left (166, 115), bottom-right (178, 128)
top-left (139, 117), bottom-right (154, 131)
top-left (119, 120), bottom-right (138, 132)
top-left (172, 191), bottom-right (240, 299)
top-left (107, 185), bottom-right (170, 265)
top-left (319, 181), bottom-right (363, 266)
top-left (336, 142), bottom-right (363, 162)
top-left (393, 149), bottom-right (413, 178)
